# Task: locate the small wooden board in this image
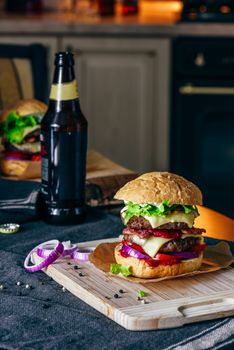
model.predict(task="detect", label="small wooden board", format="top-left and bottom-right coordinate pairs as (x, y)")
top-left (33, 238), bottom-right (234, 331)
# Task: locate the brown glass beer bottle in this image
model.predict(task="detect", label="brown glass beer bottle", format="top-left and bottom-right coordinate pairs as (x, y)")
top-left (39, 52), bottom-right (88, 225)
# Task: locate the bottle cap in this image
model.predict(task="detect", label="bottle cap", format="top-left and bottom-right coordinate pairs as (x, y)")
top-left (54, 52), bottom-right (74, 66)
top-left (0, 223), bottom-right (20, 234)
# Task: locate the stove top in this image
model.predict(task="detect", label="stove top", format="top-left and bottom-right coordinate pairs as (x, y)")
top-left (181, 0), bottom-right (234, 22)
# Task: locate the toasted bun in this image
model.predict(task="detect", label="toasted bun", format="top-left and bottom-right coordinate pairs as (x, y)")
top-left (115, 172), bottom-right (202, 205)
top-left (1, 98), bottom-right (47, 121)
top-left (0, 158), bottom-right (41, 178)
top-left (114, 243), bottom-right (203, 279)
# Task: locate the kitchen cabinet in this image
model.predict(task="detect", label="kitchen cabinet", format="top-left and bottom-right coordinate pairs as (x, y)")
top-left (0, 32), bottom-right (170, 173)
top-left (62, 37), bottom-right (170, 173)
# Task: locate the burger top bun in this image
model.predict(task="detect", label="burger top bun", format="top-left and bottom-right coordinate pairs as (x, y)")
top-left (1, 98), bottom-right (47, 121)
top-left (114, 172), bottom-right (202, 205)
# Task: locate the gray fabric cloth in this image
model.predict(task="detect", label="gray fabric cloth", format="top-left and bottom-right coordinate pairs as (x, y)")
top-left (0, 179), bottom-right (233, 350)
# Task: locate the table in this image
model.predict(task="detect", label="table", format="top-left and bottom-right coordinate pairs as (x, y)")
top-left (0, 179), bottom-right (233, 350)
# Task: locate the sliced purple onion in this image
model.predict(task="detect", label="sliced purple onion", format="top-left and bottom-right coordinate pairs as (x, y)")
top-left (121, 244), bottom-right (149, 260)
top-left (24, 240), bottom-right (64, 273)
top-left (5, 156), bottom-right (21, 160)
top-left (37, 241), bottom-right (77, 258)
top-left (168, 251), bottom-right (199, 259)
top-left (36, 240), bottom-right (93, 262)
top-left (4, 155), bottom-right (29, 160)
top-left (71, 248), bottom-right (93, 262)
top-left (121, 244), bottom-right (199, 261)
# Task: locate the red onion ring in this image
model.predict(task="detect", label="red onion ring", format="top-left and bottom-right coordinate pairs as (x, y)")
top-left (37, 240), bottom-right (93, 262)
top-left (37, 241), bottom-right (77, 258)
top-left (71, 248), bottom-right (93, 262)
top-left (24, 240), bottom-right (64, 273)
top-left (121, 244), bottom-right (149, 260)
top-left (121, 244), bottom-right (199, 261)
top-left (168, 251), bottom-right (199, 259)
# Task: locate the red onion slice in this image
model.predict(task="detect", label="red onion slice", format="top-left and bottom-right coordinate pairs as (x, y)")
top-left (24, 239), bottom-right (93, 273)
top-left (168, 251), bottom-right (199, 259)
top-left (71, 248), bottom-right (93, 262)
top-left (37, 241), bottom-right (77, 258)
top-left (24, 239), bottom-right (64, 273)
top-left (36, 240), bottom-right (93, 262)
top-left (121, 244), bottom-right (149, 260)
top-left (121, 244), bottom-right (199, 262)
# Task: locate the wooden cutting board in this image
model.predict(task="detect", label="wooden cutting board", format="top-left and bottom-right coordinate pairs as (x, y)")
top-left (33, 238), bottom-right (234, 331)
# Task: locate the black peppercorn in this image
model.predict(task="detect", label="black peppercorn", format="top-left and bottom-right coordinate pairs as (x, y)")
top-left (114, 294), bottom-right (119, 299)
top-left (74, 266), bottom-right (79, 270)
top-left (119, 289), bottom-right (124, 294)
top-left (79, 272), bottom-right (84, 277)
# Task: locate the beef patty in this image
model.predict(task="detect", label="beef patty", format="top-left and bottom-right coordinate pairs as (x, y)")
top-left (160, 236), bottom-right (201, 253)
top-left (125, 215), bottom-right (190, 230)
top-left (124, 235), bottom-right (202, 253)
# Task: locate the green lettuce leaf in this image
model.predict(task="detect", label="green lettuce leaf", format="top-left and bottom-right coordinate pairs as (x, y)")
top-left (2, 111), bottom-right (40, 144)
top-left (122, 201), bottom-right (199, 225)
top-left (137, 290), bottom-right (147, 298)
top-left (110, 263), bottom-right (132, 277)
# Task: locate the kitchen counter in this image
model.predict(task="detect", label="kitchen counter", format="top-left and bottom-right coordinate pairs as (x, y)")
top-left (1, 12), bottom-right (234, 37)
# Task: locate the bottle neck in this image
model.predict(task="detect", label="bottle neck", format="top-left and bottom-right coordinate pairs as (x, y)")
top-left (49, 65), bottom-right (79, 105)
top-left (52, 65), bottom-right (75, 84)
top-left (48, 99), bottom-right (81, 113)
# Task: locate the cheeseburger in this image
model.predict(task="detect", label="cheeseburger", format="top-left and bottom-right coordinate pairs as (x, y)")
top-left (0, 99), bottom-right (47, 177)
top-left (114, 172), bottom-right (206, 278)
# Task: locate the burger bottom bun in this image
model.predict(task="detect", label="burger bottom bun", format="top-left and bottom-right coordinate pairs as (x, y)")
top-left (0, 158), bottom-right (41, 179)
top-left (114, 243), bottom-right (203, 279)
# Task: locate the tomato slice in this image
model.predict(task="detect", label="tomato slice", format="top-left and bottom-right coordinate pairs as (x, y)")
top-left (155, 253), bottom-right (181, 262)
top-left (122, 240), bottom-right (146, 254)
top-left (31, 155), bottom-right (41, 161)
top-left (123, 227), bottom-right (182, 239)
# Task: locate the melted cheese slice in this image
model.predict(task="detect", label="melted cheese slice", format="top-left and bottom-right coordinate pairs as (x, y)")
top-left (144, 211), bottom-right (195, 229)
top-left (130, 234), bottom-right (203, 258)
top-left (130, 235), bottom-right (171, 258)
top-left (122, 210), bottom-right (195, 228)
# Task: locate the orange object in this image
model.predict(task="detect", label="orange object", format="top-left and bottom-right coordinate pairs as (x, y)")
top-left (196, 206), bottom-right (234, 242)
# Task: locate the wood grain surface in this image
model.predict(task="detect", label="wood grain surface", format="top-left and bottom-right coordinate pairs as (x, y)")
top-left (32, 238), bottom-right (234, 331)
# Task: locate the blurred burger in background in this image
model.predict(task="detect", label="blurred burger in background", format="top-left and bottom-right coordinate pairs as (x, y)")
top-left (0, 99), bottom-right (47, 178)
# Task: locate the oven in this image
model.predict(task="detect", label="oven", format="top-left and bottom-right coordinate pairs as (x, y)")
top-left (171, 38), bottom-right (234, 218)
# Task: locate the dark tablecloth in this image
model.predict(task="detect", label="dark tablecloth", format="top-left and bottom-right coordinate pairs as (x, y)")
top-left (0, 179), bottom-right (233, 350)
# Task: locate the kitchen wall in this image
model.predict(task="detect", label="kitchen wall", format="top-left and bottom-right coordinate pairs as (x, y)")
top-left (0, 0), bottom-right (4, 11)
top-left (0, 3), bottom-right (233, 216)
top-left (0, 0), bottom-right (75, 12)
top-left (43, 0), bottom-right (73, 11)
